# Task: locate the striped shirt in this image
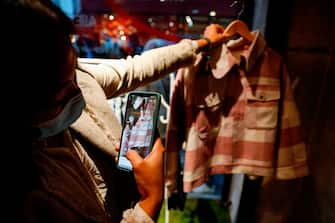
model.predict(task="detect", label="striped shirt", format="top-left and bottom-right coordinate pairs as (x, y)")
top-left (166, 31), bottom-right (308, 192)
top-left (128, 99), bottom-right (155, 157)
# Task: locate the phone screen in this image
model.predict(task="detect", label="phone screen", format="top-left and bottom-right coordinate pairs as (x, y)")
top-left (117, 91), bottom-right (161, 171)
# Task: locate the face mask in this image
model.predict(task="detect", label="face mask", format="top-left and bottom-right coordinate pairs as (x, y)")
top-left (34, 92), bottom-right (86, 138)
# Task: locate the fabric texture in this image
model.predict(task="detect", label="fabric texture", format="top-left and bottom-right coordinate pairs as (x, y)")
top-left (165, 31), bottom-right (308, 193)
top-left (28, 131), bottom-right (110, 223)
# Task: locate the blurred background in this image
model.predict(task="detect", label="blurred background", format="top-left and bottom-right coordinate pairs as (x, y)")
top-left (52, 0), bottom-right (251, 58)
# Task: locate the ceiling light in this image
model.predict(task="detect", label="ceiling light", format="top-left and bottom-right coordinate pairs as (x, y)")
top-left (108, 14), bottom-right (114, 20)
top-left (185, 16), bottom-right (193, 27)
top-left (120, 35), bottom-right (127, 41)
top-left (209, 10), bottom-right (216, 17)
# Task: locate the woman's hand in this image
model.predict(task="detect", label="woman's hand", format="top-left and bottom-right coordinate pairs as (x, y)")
top-left (195, 23), bottom-right (225, 51)
top-left (203, 23), bottom-right (225, 46)
top-left (126, 137), bottom-right (165, 218)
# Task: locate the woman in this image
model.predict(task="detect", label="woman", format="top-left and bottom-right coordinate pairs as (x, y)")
top-left (2, 0), bottom-right (225, 222)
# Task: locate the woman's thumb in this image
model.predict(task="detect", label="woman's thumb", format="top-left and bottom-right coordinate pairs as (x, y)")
top-left (126, 150), bottom-right (143, 168)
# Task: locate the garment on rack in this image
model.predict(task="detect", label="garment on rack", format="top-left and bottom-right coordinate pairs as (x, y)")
top-left (165, 31), bottom-right (308, 193)
top-left (128, 98), bottom-right (155, 157)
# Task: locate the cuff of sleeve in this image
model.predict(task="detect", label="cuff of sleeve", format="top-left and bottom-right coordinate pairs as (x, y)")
top-left (179, 39), bottom-right (199, 54)
top-left (122, 203), bottom-right (155, 223)
top-left (133, 203), bottom-right (155, 223)
top-left (191, 40), bottom-right (199, 52)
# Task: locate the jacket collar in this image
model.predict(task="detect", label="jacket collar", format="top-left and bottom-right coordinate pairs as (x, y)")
top-left (206, 30), bottom-right (266, 79)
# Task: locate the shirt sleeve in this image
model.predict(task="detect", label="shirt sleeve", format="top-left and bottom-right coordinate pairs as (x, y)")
top-left (276, 62), bottom-right (309, 179)
top-left (165, 69), bottom-right (187, 195)
top-left (121, 203), bottom-right (154, 223)
top-left (77, 40), bottom-right (197, 99)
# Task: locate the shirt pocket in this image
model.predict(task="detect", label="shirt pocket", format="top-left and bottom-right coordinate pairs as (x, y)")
top-left (245, 88), bottom-right (281, 129)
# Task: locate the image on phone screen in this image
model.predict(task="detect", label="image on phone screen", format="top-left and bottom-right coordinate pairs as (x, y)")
top-left (117, 91), bottom-right (161, 171)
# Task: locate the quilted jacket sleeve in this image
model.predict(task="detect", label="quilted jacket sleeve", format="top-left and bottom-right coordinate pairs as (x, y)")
top-left (77, 40), bottom-right (197, 99)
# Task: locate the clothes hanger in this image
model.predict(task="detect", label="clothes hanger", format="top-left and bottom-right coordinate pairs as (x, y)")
top-left (222, 19), bottom-right (254, 43)
top-left (222, 0), bottom-right (253, 43)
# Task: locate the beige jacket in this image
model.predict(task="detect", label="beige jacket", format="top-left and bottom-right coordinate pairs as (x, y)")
top-left (70, 39), bottom-right (198, 222)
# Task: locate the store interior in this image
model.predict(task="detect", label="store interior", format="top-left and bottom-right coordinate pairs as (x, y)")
top-left (53, 0), bottom-right (335, 222)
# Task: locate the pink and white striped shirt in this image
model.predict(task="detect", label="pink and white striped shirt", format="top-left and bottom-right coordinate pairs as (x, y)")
top-left (166, 32), bottom-right (308, 192)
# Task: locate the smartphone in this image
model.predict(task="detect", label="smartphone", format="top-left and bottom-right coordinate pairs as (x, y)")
top-left (117, 91), bottom-right (161, 171)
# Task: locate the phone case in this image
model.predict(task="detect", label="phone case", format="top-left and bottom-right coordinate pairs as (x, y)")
top-left (117, 91), bottom-right (161, 171)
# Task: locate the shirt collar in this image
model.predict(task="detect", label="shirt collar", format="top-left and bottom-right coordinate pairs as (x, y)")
top-left (207, 30), bottom-right (266, 79)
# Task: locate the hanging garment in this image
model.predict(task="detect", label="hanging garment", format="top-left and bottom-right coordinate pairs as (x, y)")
top-left (128, 99), bottom-right (155, 157)
top-left (165, 31), bottom-right (308, 193)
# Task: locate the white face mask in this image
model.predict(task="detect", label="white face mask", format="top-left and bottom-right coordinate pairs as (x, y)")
top-left (34, 92), bottom-right (86, 138)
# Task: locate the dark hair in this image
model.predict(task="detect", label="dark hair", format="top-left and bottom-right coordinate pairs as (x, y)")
top-left (0, 2), bottom-right (76, 216)
top-left (1, 0), bottom-right (75, 112)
